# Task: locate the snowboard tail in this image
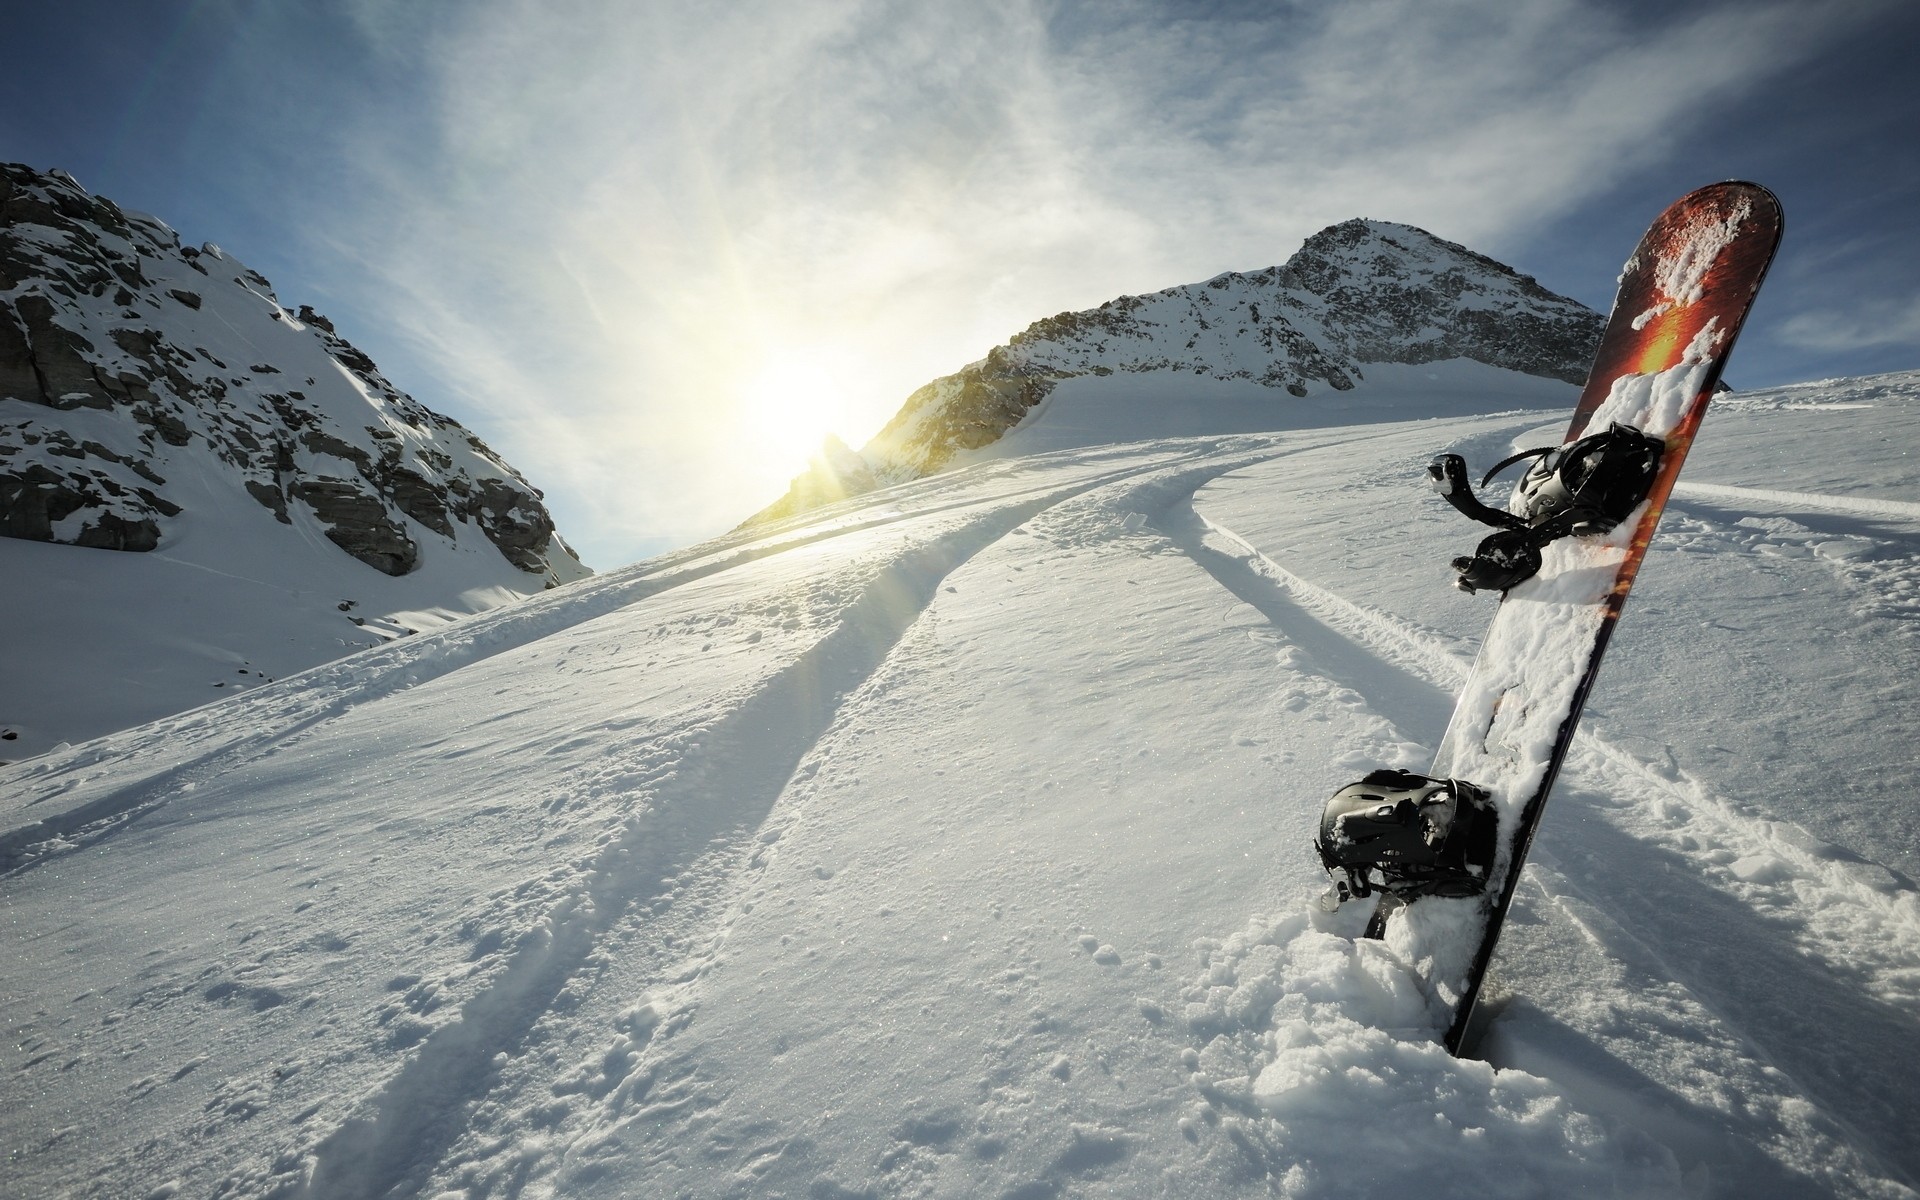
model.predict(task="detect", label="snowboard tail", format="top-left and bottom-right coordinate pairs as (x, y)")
top-left (1337, 183), bottom-right (1783, 1056)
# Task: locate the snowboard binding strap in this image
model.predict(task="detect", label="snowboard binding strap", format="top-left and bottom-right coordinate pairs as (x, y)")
top-left (1428, 422), bottom-right (1665, 593)
top-left (1316, 769), bottom-right (1498, 908)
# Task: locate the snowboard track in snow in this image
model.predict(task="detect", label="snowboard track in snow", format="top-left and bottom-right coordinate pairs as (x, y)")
top-left (10, 386), bottom-right (1920, 1199)
top-left (1158, 502), bottom-right (1459, 747)
top-left (286, 445), bottom-right (1295, 1200)
top-left (1674, 480), bottom-right (1920, 523)
top-left (0, 458), bottom-right (1176, 878)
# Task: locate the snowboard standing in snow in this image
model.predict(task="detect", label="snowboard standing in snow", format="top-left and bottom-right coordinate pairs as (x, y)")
top-left (1315, 182), bottom-right (1784, 1055)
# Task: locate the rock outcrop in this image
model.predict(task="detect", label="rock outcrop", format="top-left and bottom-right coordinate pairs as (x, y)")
top-left (0, 163), bottom-right (586, 583)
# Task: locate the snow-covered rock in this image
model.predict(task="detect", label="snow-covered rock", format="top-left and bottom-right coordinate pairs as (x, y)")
top-left (0, 163), bottom-right (591, 758)
top-left (0, 163), bottom-right (583, 578)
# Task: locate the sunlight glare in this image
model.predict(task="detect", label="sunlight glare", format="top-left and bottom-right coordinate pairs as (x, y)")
top-left (739, 351), bottom-right (861, 475)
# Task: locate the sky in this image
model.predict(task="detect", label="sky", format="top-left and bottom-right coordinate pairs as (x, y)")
top-left (5, 0), bottom-right (1917, 569)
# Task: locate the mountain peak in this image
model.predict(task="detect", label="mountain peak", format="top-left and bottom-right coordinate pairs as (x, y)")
top-left (748, 219), bottom-right (1602, 526)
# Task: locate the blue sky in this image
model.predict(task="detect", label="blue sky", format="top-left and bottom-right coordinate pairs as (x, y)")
top-left (6, 0), bottom-right (1917, 568)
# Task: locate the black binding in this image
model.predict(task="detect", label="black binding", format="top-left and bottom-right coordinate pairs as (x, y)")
top-left (1316, 769), bottom-right (1499, 906)
top-left (1427, 423), bottom-right (1665, 593)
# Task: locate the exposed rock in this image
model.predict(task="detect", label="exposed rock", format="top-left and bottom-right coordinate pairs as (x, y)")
top-left (382, 464), bottom-right (455, 538)
top-left (72, 510), bottom-right (161, 552)
top-left (468, 477), bottom-right (558, 573)
top-left (245, 478), bottom-right (290, 524)
top-left (291, 477), bottom-right (417, 576)
top-left (0, 457), bottom-right (175, 548)
top-left (0, 162), bottom-right (587, 584)
top-left (0, 463), bottom-right (89, 539)
top-left (0, 303), bottom-right (35, 401)
top-left (6, 294), bottom-right (114, 409)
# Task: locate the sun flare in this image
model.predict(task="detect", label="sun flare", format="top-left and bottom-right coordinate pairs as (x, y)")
top-left (738, 352), bottom-right (860, 474)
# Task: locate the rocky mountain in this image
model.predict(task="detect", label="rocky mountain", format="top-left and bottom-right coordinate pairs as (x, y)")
top-left (0, 163), bottom-right (591, 760)
top-left (751, 219), bottom-right (1603, 524)
top-left (0, 163), bottom-right (584, 580)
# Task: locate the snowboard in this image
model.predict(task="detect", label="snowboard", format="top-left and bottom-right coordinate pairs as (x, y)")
top-left (1364, 182), bottom-right (1783, 1055)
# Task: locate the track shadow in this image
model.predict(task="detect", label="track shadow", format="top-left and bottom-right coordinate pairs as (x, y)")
top-left (1523, 782), bottom-right (1920, 1189)
top-left (1152, 500), bottom-right (1457, 748)
top-left (1486, 998), bottom-right (1847, 1199)
top-left (288, 485), bottom-right (1096, 1200)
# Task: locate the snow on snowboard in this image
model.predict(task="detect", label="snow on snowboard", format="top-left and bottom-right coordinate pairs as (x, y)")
top-left (1315, 181), bottom-right (1784, 1055)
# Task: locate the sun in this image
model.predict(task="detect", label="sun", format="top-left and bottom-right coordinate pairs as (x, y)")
top-left (738, 351), bottom-right (858, 473)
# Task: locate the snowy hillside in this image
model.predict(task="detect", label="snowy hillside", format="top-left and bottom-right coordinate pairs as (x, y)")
top-left (0, 164), bottom-right (590, 759)
top-left (752, 219), bottom-right (1602, 524)
top-left (5, 361), bottom-right (1918, 1199)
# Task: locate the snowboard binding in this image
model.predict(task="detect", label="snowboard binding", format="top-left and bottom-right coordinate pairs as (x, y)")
top-left (1428, 422), bottom-right (1666, 593)
top-left (1315, 769), bottom-right (1499, 907)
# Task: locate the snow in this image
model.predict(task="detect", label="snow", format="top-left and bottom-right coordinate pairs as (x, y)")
top-left (4, 363), bottom-right (1920, 1199)
top-left (1588, 319), bottom-right (1724, 436)
top-left (0, 463), bottom-right (563, 763)
top-left (1651, 197), bottom-right (1752, 319)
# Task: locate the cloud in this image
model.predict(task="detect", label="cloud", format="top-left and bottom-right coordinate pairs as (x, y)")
top-left (1042, 0), bottom-right (1873, 261)
top-left (1779, 296), bottom-right (1920, 354)
top-left (297, 0), bottom-right (1889, 567)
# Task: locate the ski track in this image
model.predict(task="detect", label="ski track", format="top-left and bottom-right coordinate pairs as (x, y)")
top-left (1186, 507), bottom-right (1920, 1008)
top-left (255, 442), bottom-right (1301, 1200)
top-left (1663, 497), bottom-right (1920, 631)
top-left (0, 447), bottom-right (1223, 1198)
top-left (1524, 775), bottom-right (1920, 1192)
top-left (1152, 501), bottom-right (1450, 768)
top-left (0, 450), bottom-right (1200, 878)
top-left (1178, 506), bottom-right (1920, 1189)
top-left (1673, 481), bottom-right (1920, 523)
top-left (388, 442), bottom-right (1385, 1199)
top-left (16, 432), bottom-right (1410, 1200)
top-left (286, 486), bottom-right (1097, 1199)
top-left (1490, 868), bottom-right (1914, 1199)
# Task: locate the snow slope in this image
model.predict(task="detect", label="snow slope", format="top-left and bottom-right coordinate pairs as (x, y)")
top-left (0, 481), bottom-right (575, 765)
top-left (4, 364), bottom-right (1918, 1199)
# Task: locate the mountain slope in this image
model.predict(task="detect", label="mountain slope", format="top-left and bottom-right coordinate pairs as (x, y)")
top-left (752, 219), bottom-right (1603, 524)
top-left (0, 164), bottom-right (590, 758)
top-left (3, 367), bottom-right (1916, 1200)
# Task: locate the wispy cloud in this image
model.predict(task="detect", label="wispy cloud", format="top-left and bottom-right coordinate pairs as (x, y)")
top-left (296, 0), bottom-right (1888, 566)
top-left (1780, 297), bottom-right (1920, 354)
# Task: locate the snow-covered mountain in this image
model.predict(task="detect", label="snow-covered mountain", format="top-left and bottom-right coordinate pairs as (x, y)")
top-left (0, 164), bottom-right (590, 759)
top-left (752, 219), bottom-right (1603, 524)
top-left (5, 353), bottom-right (1917, 1198)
